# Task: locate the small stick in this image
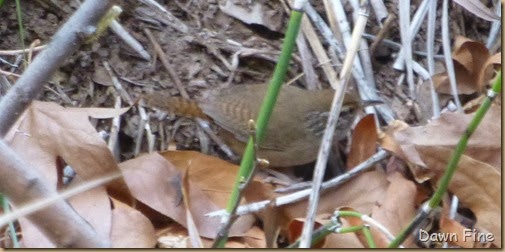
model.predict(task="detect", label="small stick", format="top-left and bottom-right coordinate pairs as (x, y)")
top-left (0, 69), bottom-right (21, 78)
top-left (392, 0), bottom-right (430, 71)
top-left (363, 33), bottom-right (445, 59)
top-left (103, 61), bottom-right (134, 105)
top-left (0, 45), bottom-right (46, 56)
top-left (370, 0), bottom-right (389, 24)
top-left (398, 0), bottom-right (416, 99)
top-left (426, 0), bottom-right (441, 119)
top-left (300, 4), bottom-right (370, 246)
top-left (108, 96), bottom-right (122, 160)
top-left (195, 118), bottom-right (237, 161)
top-left (207, 149), bottom-right (389, 217)
top-left (27, 39), bottom-right (42, 65)
top-left (143, 28), bottom-right (189, 99)
top-left (144, 113), bottom-right (156, 154)
top-left (486, 0), bottom-right (501, 50)
top-left (110, 20), bottom-right (151, 61)
top-left (296, 31), bottom-right (319, 90)
top-left (134, 105), bottom-right (147, 156)
top-left (441, 0), bottom-right (462, 111)
top-left (369, 14), bottom-right (396, 57)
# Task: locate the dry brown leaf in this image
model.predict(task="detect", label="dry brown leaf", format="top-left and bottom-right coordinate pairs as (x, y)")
top-left (161, 150), bottom-right (256, 210)
top-left (3, 102), bottom-right (133, 247)
top-left (202, 226), bottom-right (267, 248)
top-left (347, 114), bottom-right (378, 169)
top-left (478, 52), bottom-right (502, 89)
top-left (120, 151), bottom-right (255, 239)
top-left (66, 179), bottom-right (112, 240)
top-left (439, 217), bottom-right (475, 248)
top-left (381, 105), bottom-right (501, 170)
top-left (379, 105), bottom-right (501, 247)
top-left (110, 198), bottom-right (157, 248)
top-left (5, 101), bottom-right (133, 204)
top-left (417, 146), bottom-right (500, 247)
top-left (262, 203), bottom-right (281, 248)
top-left (292, 171), bottom-right (389, 218)
top-left (18, 179), bottom-right (110, 247)
top-left (180, 167), bottom-right (204, 248)
top-left (218, 0), bottom-right (283, 32)
top-left (453, 36), bottom-right (490, 73)
top-left (434, 36), bottom-right (499, 95)
top-left (287, 218), bottom-right (325, 248)
top-left (157, 223), bottom-right (265, 248)
top-left (378, 120), bottom-right (410, 157)
top-left (156, 223), bottom-right (191, 248)
top-left (240, 225), bottom-right (267, 248)
top-left (120, 152), bottom-right (218, 239)
top-left (245, 170), bottom-right (389, 234)
top-left (370, 172), bottom-right (417, 248)
top-left (160, 150), bottom-right (257, 235)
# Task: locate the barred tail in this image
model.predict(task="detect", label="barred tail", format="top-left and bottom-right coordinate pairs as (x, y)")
top-left (142, 93), bottom-right (207, 119)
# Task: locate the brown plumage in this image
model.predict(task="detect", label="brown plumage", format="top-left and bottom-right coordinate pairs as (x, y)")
top-left (143, 84), bottom-right (360, 167)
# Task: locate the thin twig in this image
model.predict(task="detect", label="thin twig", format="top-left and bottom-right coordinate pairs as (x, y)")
top-left (398, 0), bottom-right (416, 98)
top-left (108, 96), bottom-right (122, 160)
top-left (349, 0), bottom-right (381, 128)
top-left (324, 0), bottom-right (395, 123)
top-left (369, 14), bottom-right (396, 57)
top-left (0, 45), bottom-right (46, 56)
top-left (103, 61), bottom-right (134, 105)
top-left (207, 149), bottom-right (389, 217)
top-left (426, 0), bottom-right (441, 118)
top-left (110, 20), bottom-right (151, 61)
top-left (295, 30), bottom-right (319, 89)
top-left (392, 0), bottom-right (430, 70)
top-left (139, 0), bottom-right (189, 33)
top-left (369, 0), bottom-right (389, 24)
top-left (486, 0), bottom-right (501, 50)
top-left (363, 33), bottom-right (445, 59)
top-left (143, 28), bottom-right (189, 98)
top-left (442, 0), bottom-right (462, 111)
top-left (300, 4), bottom-right (370, 244)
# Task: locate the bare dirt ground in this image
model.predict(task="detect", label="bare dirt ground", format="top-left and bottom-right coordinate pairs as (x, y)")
top-left (0, 0), bottom-right (494, 162)
top-left (0, 0), bottom-right (500, 248)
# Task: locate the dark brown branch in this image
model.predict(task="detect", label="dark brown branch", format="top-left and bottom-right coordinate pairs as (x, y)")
top-left (0, 0), bottom-right (115, 136)
top-left (0, 140), bottom-right (109, 247)
top-left (0, 0), bottom-right (117, 247)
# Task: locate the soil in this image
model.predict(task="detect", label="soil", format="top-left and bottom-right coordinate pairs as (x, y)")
top-left (0, 0), bottom-right (497, 162)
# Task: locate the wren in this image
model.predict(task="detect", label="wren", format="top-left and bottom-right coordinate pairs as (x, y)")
top-left (143, 84), bottom-right (360, 167)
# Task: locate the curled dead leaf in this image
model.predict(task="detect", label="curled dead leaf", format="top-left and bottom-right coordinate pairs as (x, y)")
top-left (418, 146), bottom-right (501, 247)
top-left (347, 114), bottom-right (378, 169)
top-left (434, 36), bottom-right (500, 95)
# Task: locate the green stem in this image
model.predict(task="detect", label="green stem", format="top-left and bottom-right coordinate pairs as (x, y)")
top-left (362, 225), bottom-right (377, 248)
top-left (2, 195), bottom-right (20, 248)
top-left (429, 71), bottom-right (501, 208)
top-left (288, 210), bottom-right (378, 248)
top-left (388, 71), bottom-right (502, 248)
top-left (213, 8), bottom-right (304, 248)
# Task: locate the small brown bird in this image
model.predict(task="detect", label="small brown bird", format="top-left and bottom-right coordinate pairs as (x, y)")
top-left (143, 84), bottom-right (361, 167)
